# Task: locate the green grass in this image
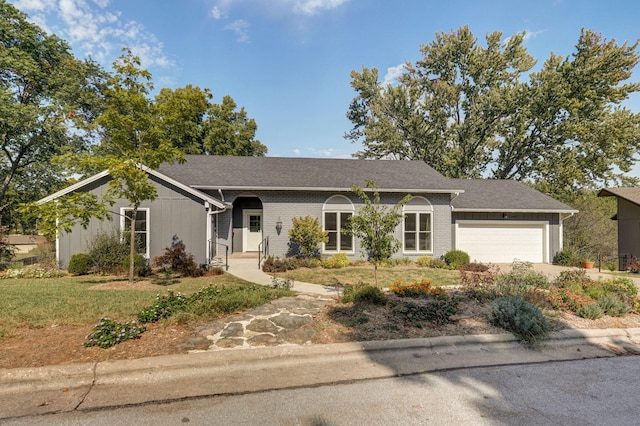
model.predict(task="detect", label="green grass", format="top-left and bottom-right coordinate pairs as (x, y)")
top-left (277, 264), bottom-right (460, 287)
top-left (0, 274), bottom-right (263, 339)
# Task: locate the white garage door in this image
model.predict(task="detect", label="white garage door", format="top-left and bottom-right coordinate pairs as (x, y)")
top-left (455, 223), bottom-right (545, 263)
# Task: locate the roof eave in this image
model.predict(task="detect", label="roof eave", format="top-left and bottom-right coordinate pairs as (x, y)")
top-left (37, 170), bottom-right (111, 204)
top-left (452, 208), bottom-right (578, 214)
top-left (192, 185), bottom-right (465, 194)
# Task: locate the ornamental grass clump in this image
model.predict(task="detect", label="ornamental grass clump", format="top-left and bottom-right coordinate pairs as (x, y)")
top-left (489, 296), bottom-right (551, 346)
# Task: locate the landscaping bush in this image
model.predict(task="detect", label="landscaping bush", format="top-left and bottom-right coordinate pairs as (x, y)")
top-left (1, 264), bottom-right (65, 279)
top-left (489, 296), bottom-right (551, 346)
top-left (322, 253), bottom-right (350, 269)
top-left (342, 284), bottom-right (387, 305)
top-left (494, 262), bottom-right (549, 297)
top-left (577, 303), bottom-right (604, 320)
top-left (137, 290), bottom-right (189, 323)
top-left (123, 253), bottom-right (152, 277)
top-left (88, 231), bottom-right (129, 274)
top-left (430, 258), bottom-right (448, 269)
top-left (416, 256), bottom-right (433, 267)
top-left (389, 278), bottom-right (447, 299)
top-left (443, 250), bottom-right (470, 269)
top-left (555, 247), bottom-right (578, 266)
top-left (153, 236), bottom-right (203, 277)
top-left (597, 295), bottom-right (629, 317)
top-left (460, 263), bottom-right (500, 290)
top-left (379, 257), bottom-right (412, 267)
top-left (262, 256), bottom-right (287, 273)
top-left (288, 216), bottom-right (327, 258)
top-left (68, 253), bottom-right (94, 275)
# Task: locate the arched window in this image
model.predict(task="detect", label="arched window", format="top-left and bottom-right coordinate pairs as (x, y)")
top-left (322, 195), bottom-right (354, 253)
top-left (403, 197), bottom-right (433, 253)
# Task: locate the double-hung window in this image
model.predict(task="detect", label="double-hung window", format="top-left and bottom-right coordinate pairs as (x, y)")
top-left (121, 208), bottom-right (150, 258)
top-left (403, 197), bottom-right (432, 253)
top-left (323, 195), bottom-right (354, 253)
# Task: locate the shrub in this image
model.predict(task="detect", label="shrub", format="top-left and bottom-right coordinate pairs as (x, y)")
top-left (68, 253), bottom-right (94, 275)
top-left (597, 295), bottom-right (629, 317)
top-left (443, 250), bottom-right (470, 269)
top-left (379, 257), bottom-right (412, 267)
top-left (577, 303), bottom-right (604, 320)
top-left (430, 258), bottom-right (448, 269)
top-left (322, 253), bottom-right (350, 269)
top-left (489, 296), bottom-right (551, 346)
top-left (88, 231), bottom-right (129, 274)
top-left (602, 277), bottom-right (638, 299)
top-left (262, 256), bottom-right (287, 273)
top-left (123, 253), bottom-right (152, 277)
top-left (153, 236), bottom-right (203, 277)
top-left (84, 318), bottom-right (146, 348)
top-left (494, 262), bottom-right (549, 297)
top-left (389, 278), bottom-right (447, 299)
top-left (460, 264), bottom-right (500, 290)
top-left (342, 284), bottom-right (387, 305)
top-left (555, 247), bottom-right (578, 266)
top-left (288, 216), bottom-right (327, 258)
top-left (416, 256), bottom-right (433, 267)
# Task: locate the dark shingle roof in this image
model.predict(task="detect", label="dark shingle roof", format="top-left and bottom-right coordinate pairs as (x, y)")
top-left (157, 155), bottom-right (460, 192)
top-left (451, 179), bottom-right (577, 212)
top-left (599, 187), bottom-right (640, 206)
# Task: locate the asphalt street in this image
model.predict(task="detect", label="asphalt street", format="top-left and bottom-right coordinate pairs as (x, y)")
top-left (5, 355), bottom-right (639, 425)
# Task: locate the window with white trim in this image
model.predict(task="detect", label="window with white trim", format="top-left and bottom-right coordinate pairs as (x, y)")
top-left (121, 208), bottom-right (150, 258)
top-left (403, 197), bottom-right (432, 253)
top-left (323, 195), bottom-right (354, 253)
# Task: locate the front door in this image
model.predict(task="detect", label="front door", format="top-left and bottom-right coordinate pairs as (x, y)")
top-left (243, 210), bottom-right (263, 252)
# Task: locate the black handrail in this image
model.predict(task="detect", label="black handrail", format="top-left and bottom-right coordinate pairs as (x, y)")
top-left (258, 236), bottom-right (269, 269)
top-left (208, 240), bottom-right (229, 271)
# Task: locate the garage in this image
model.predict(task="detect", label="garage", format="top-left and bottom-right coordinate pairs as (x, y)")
top-left (455, 222), bottom-right (547, 263)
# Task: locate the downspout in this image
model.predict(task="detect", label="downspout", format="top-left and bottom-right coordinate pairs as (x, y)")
top-left (205, 190), bottom-right (231, 264)
top-left (559, 212), bottom-right (575, 252)
top-left (450, 192), bottom-right (460, 250)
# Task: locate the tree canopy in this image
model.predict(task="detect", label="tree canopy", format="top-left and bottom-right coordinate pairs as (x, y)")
top-left (346, 26), bottom-right (640, 197)
top-left (0, 0), bottom-right (105, 216)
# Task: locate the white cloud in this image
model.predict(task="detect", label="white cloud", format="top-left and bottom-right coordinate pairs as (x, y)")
top-left (225, 19), bottom-right (250, 43)
top-left (307, 147), bottom-right (352, 158)
top-left (292, 0), bottom-right (350, 15)
top-left (504, 29), bottom-right (546, 45)
top-left (292, 148), bottom-right (301, 156)
top-left (382, 63), bottom-right (406, 86)
top-left (11, 0), bottom-right (174, 70)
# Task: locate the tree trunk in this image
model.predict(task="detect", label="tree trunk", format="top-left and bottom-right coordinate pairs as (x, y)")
top-left (374, 262), bottom-right (379, 287)
top-left (128, 207), bottom-right (136, 284)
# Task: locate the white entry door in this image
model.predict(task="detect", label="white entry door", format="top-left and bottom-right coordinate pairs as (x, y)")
top-left (243, 210), bottom-right (263, 252)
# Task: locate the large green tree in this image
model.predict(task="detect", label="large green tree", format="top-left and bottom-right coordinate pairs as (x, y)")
top-left (154, 87), bottom-right (267, 156)
top-left (0, 1), bottom-right (105, 217)
top-left (346, 26), bottom-right (640, 196)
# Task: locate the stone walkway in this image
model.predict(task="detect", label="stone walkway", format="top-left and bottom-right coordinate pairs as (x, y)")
top-left (182, 294), bottom-right (332, 352)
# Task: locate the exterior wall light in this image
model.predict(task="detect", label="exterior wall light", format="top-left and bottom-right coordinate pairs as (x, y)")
top-left (276, 218), bottom-right (283, 235)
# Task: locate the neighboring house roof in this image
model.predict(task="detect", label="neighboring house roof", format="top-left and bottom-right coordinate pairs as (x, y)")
top-left (6, 235), bottom-right (47, 245)
top-left (37, 166), bottom-right (226, 209)
top-left (450, 179), bottom-right (578, 213)
top-left (598, 187), bottom-right (640, 206)
top-left (157, 155), bottom-right (463, 193)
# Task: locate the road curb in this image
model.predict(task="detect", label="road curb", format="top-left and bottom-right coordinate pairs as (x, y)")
top-left (2, 328), bottom-right (639, 419)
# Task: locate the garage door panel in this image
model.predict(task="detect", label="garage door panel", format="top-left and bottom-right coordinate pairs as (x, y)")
top-left (456, 223), bottom-right (544, 263)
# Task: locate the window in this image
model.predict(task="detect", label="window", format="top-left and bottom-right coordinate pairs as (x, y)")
top-left (403, 197), bottom-right (432, 253)
top-left (323, 195), bottom-right (354, 253)
top-left (121, 208), bottom-right (149, 258)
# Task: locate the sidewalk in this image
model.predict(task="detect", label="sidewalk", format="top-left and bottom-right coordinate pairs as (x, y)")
top-left (226, 256), bottom-right (339, 296)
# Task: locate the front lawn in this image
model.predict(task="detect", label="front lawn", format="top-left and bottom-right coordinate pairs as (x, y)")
top-left (276, 264), bottom-right (461, 287)
top-left (0, 274), bottom-right (282, 340)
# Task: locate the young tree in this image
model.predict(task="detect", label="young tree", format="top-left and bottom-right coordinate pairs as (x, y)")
top-left (288, 216), bottom-right (328, 258)
top-left (0, 1), bottom-right (105, 216)
top-left (67, 50), bottom-right (184, 283)
top-left (346, 27), bottom-right (640, 194)
top-left (348, 180), bottom-right (411, 286)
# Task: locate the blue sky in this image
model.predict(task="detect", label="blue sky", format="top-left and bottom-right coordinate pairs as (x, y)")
top-left (9, 0), bottom-right (640, 160)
